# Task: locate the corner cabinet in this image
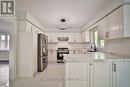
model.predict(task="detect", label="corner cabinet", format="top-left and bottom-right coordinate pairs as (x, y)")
top-left (106, 5), bottom-right (130, 39)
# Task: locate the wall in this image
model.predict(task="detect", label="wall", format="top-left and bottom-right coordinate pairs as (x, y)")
top-left (105, 38), bottom-right (130, 56)
top-left (0, 51), bottom-right (9, 60)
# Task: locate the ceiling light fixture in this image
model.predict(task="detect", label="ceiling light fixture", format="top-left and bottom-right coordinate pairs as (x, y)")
top-left (61, 19), bottom-right (66, 22)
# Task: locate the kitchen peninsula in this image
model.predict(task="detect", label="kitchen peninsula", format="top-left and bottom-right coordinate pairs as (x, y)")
top-left (64, 52), bottom-right (130, 87)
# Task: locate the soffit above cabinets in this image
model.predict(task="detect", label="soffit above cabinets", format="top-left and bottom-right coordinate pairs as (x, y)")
top-left (16, 0), bottom-right (113, 32)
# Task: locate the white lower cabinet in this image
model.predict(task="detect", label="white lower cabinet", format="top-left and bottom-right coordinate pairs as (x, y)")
top-left (65, 61), bottom-right (130, 87)
top-left (90, 62), bottom-right (112, 87)
top-left (112, 62), bottom-right (130, 87)
top-left (65, 62), bottom-right (89, 87)
top-left (68, 80), bottom-right (88, 87)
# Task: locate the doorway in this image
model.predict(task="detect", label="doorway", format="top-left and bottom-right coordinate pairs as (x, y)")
top-left (0, 18), bottom-right (17, 87)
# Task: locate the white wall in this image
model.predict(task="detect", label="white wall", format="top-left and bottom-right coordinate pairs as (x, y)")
top-left (0, 51), bottom-right (9, 60)
top-left (105, 38), bottom-right (130, 56)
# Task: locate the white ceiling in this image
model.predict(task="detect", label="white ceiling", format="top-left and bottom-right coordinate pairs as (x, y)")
top-left (16, 0), bottom-right (113, 32)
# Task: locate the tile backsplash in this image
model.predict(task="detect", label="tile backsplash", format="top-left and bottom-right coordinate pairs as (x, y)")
top-left (105, 38), bottom-right (130, 56)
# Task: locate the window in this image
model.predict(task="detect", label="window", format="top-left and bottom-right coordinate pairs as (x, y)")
top-left (0, 34), bottom-right (10, 50)
top-left (94, 30), bottom-right (98, 47)
top-left (90, 27), bottom-right (99, 48)
top-left (90, 27), bottom-right (105, 49)
top-left (100, 40), bottom-right (105, 48)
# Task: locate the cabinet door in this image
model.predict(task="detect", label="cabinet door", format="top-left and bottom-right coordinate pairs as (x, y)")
top-left (98, 17), bottom-right (108, 39)
top-left (90, 62), bottom-right (112, 87)
top-left (69, 33), bottom-right (75, 42)
top-left (113, 62), bottom-right (130, 87)
top-left (65, 62), bottom-right (89, 87)
top-left (85, 30), bottom-right (90, 42)
top-left (108, 7), bottom-right (123, 38)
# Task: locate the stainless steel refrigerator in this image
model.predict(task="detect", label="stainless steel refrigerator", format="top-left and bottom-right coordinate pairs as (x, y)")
top-left (37, 34), bottom-right (48, 72)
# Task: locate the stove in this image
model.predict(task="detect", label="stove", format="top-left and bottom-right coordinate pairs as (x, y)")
top-left (57, 48), bottom-right (69, 63)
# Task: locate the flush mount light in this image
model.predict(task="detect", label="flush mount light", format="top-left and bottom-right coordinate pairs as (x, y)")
top-left (61, 19), bottom-right (66, 22)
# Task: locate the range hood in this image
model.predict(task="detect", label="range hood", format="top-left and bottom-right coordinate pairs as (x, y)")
top-left (57, 37), bottom-right (69, 41)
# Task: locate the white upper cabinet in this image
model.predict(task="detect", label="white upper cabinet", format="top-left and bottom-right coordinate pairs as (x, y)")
top-left (88, 4), bottom-right (130, 40)
top-left (98, 17), bottom-right (108, 40)
top-left (107, 7), bottom-right (123, 39)
top-left (17, 11), bottom-right (45, 34)
top-left (123, 5), bottom-right (130, 37)
top-left (47, 32), bottom-right (83, 43)
top-left (106, 4), bottom-right (130, 39)
top-left (81, 30), bottom-right (90, 42)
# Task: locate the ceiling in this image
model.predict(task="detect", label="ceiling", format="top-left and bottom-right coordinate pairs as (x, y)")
top-left (16, 0), bottom-right (113, 32)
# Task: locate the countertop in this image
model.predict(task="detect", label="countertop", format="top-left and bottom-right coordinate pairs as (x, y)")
top-left (64, 52), bottom-right (130, 63)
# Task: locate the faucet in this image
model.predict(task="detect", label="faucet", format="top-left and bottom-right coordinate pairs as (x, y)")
top-left (91, 43), bottom-right (96, 52)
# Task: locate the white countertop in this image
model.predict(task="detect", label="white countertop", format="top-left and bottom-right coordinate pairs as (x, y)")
top-left (64, 52), bottom-right (130, 63)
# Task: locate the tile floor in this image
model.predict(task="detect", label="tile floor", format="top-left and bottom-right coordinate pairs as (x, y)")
top-left (0, 62), bottom-right (9, 87)
top-left (10, 62), bottom-right (65, 87)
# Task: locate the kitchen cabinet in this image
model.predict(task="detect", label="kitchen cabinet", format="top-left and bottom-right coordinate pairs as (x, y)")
top-left (91, 61), bottom-right (130, 87)
top-left (17, 11), bottom-right (45, 34)
top-left (106, 5), bottom-right (130, 39)
top-left (87, 5), bottom-right (130, 40)
top-left (18, 32), bottom-right (37, 78)
top-left (108, 7), bottom-right (123, 39)
top-left (17, 11), bottom-right (45, 78)
top-left (65, 62), bottom-right (89, 87)
top-left (90, 62), bottom-right (112, 87)
top-left (48, 33), bottom-right (58, 42)
top-left (112, 62), bottom-right (130, 87)
top-left (98, 17), bottom-right (108, 40)
top-left (84, 30), bottom-right (90, 42)
top-left (68, 33), bottom-right (83, 42)
top-left (65, 60), bottom-right (130, 87)
top-left (47, 32), bottom-right (83, 43)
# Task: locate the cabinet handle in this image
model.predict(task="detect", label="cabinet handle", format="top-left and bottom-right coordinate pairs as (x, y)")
top-left (112, 63), bottom-right (116, 72)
